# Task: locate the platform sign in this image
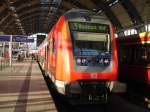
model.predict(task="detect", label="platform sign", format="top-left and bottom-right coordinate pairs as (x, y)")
top-left (26, 39), bottom-right (34, 43)
top-left (0, 35), bottom-right (34, 43)
top-left (12, 35), bottom-right (27, 42)
top-left (13, 35), bottom-right (34, 43)
top-left (0, 35), bottom-right (10, 41)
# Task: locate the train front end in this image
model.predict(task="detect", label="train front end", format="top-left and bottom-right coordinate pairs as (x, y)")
top-left (63, 10), bottom-right (118, 103)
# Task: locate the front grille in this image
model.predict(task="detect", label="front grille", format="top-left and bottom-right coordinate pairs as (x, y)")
top-left (78, 80), bottom-right (107, 95)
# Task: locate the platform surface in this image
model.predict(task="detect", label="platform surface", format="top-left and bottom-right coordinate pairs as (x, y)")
top-left (0, 60), bottom-right (57, 112)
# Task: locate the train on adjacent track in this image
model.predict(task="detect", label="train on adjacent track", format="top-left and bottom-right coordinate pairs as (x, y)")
top-left (38, 9), bottom-right (118, 104)
top-left (116, 32), bottom-right (150, 86)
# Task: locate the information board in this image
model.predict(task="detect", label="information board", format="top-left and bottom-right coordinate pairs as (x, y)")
top-left (0, 35), bottom-right (34, 43)
top-left (0, 35), bottom-right (10, 41)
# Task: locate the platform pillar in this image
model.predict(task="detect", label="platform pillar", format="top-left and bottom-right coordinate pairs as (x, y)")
top-left (9, 35), bottom-right (12, 66)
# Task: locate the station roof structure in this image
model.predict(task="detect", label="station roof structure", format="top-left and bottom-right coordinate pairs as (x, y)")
top-left (0, 0), bottom-right (149, 35)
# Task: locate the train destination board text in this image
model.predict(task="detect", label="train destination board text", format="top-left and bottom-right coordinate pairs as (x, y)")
top-left (69, 22), bottom-right (110, 33)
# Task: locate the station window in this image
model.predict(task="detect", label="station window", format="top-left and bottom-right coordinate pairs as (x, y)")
top-left (145, 24), bottom-right (150, 32)
top-left (130, 29), bottom-right (137, 35)
top-left (124, 30), bottom-right (128, 36)
top-left (124, 29), bottom-right (137, 36)
top-left (148, 24), bottom-right (150, 31)
top-left (115, 33), bottom-right (118, 38)
top-left (118, 32), bottom-right (124, 37)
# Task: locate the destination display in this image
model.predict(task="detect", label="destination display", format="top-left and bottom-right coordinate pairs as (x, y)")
top-left (69, 22), bottom-right (110, 33)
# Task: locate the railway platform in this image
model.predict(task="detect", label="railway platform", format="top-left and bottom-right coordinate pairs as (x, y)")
top-left (0, 60), bottom-right (57, 112)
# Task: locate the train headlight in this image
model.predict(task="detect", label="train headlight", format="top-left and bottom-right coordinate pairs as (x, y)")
top-left (82, 58), bottom-right (87, 64)
top-left (76, 58), bottom-right (81, 64)
top-left (104, 59), bottom-right (110, 65)
top-left (99, 59), bottom-right (103, 64)
top-left (104, 59), bottom-right (108, 63)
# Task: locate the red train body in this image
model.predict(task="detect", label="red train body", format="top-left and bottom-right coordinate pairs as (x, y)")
top-left (38, 38), bottom-right (48, 69)
top-left (38, 9), bottom-right (118, 103)
top-left (117, 32), bottom-right (150, 85)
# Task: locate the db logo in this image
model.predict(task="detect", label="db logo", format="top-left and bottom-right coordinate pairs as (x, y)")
top-left (91, 73), bottom-right (98, 79)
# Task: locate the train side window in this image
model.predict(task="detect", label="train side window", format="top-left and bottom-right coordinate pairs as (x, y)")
top-left (130, 45), bottom-right (136, 65)
top-left (52, 38), bottom-right (55, 53)
top-left (120, 46), bottom-right (128, 64)
top-left (136, 46), bottom-right (142, 65)
top-left (45, 46), bottom-right (47, 59)
top-left (147, 45), bottom-right (150, 65)
top-left (47, 42), bottom-right (49, 52)
top-left (127, 47), bottom-right (132, 64)
top-left (134, 45), bottom-right (150, 65)
top-left (49, 39), bottom-right (52, 52)
top-left (144, 45), bottom-right (150, 65)
top-left (46, 44), bottom-right (49, 59)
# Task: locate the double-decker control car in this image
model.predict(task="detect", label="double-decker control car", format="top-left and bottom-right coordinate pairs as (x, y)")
top-left (38, 9), bottom-right (118, 103)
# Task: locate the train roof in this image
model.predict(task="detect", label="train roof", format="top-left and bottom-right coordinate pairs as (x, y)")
top-left (116, 32), bottom-right (150, 44)
top-left (64, 9), bottom-right (107, 21)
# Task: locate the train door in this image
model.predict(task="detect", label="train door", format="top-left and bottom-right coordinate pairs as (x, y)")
top-left (46, 43), bottom-right (49, 72)
top-left (49, 29), bottom-right (56, 78)
top-left (52, 32), bottom-right (56, 74)
top-left (49, 34), bottom-right (53, 72)
top-left (45, 44), bottom-right (49, 71)
top-left (47, 37), bottom-right (52, 75)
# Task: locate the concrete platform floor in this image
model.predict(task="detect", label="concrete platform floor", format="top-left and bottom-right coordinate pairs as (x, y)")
top-left (0, 60), bottom-right (57, 112)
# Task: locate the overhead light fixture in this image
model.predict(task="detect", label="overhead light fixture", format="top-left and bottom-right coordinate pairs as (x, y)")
top-left (16, 19), bottom-right (20, 22)
top-left (13, 13), bottom-right (18, 17)
top-left (10, 6), bottom-right (15, 11)
top-left (27, 3), bottom-right (31, 7)
top-left (9, 1), bottom-right (14, 4)
top-left (92, 9), bottom-right (97, 11)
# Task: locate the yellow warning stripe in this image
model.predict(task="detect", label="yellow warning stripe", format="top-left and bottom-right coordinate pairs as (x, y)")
top-left (145, 98), bottom-right (150, 103)
top-left (139, 32), bottom-right (150, 38)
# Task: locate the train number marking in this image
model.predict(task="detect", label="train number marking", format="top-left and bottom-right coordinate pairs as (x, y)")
top-left (91, 73), bottom-right (98, 79)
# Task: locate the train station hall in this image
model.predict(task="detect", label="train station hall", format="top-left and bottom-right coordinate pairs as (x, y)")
top-left (0, 0), bottom-right (150, 112)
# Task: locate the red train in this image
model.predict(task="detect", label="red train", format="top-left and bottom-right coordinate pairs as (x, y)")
top-left (117, 32), bottom-right (150, 86)
top-left (38, 9), bottom-right (118, 103)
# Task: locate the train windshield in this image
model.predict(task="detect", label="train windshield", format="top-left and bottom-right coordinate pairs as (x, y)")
top-left (69, 22), bottom-right (112, 67)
